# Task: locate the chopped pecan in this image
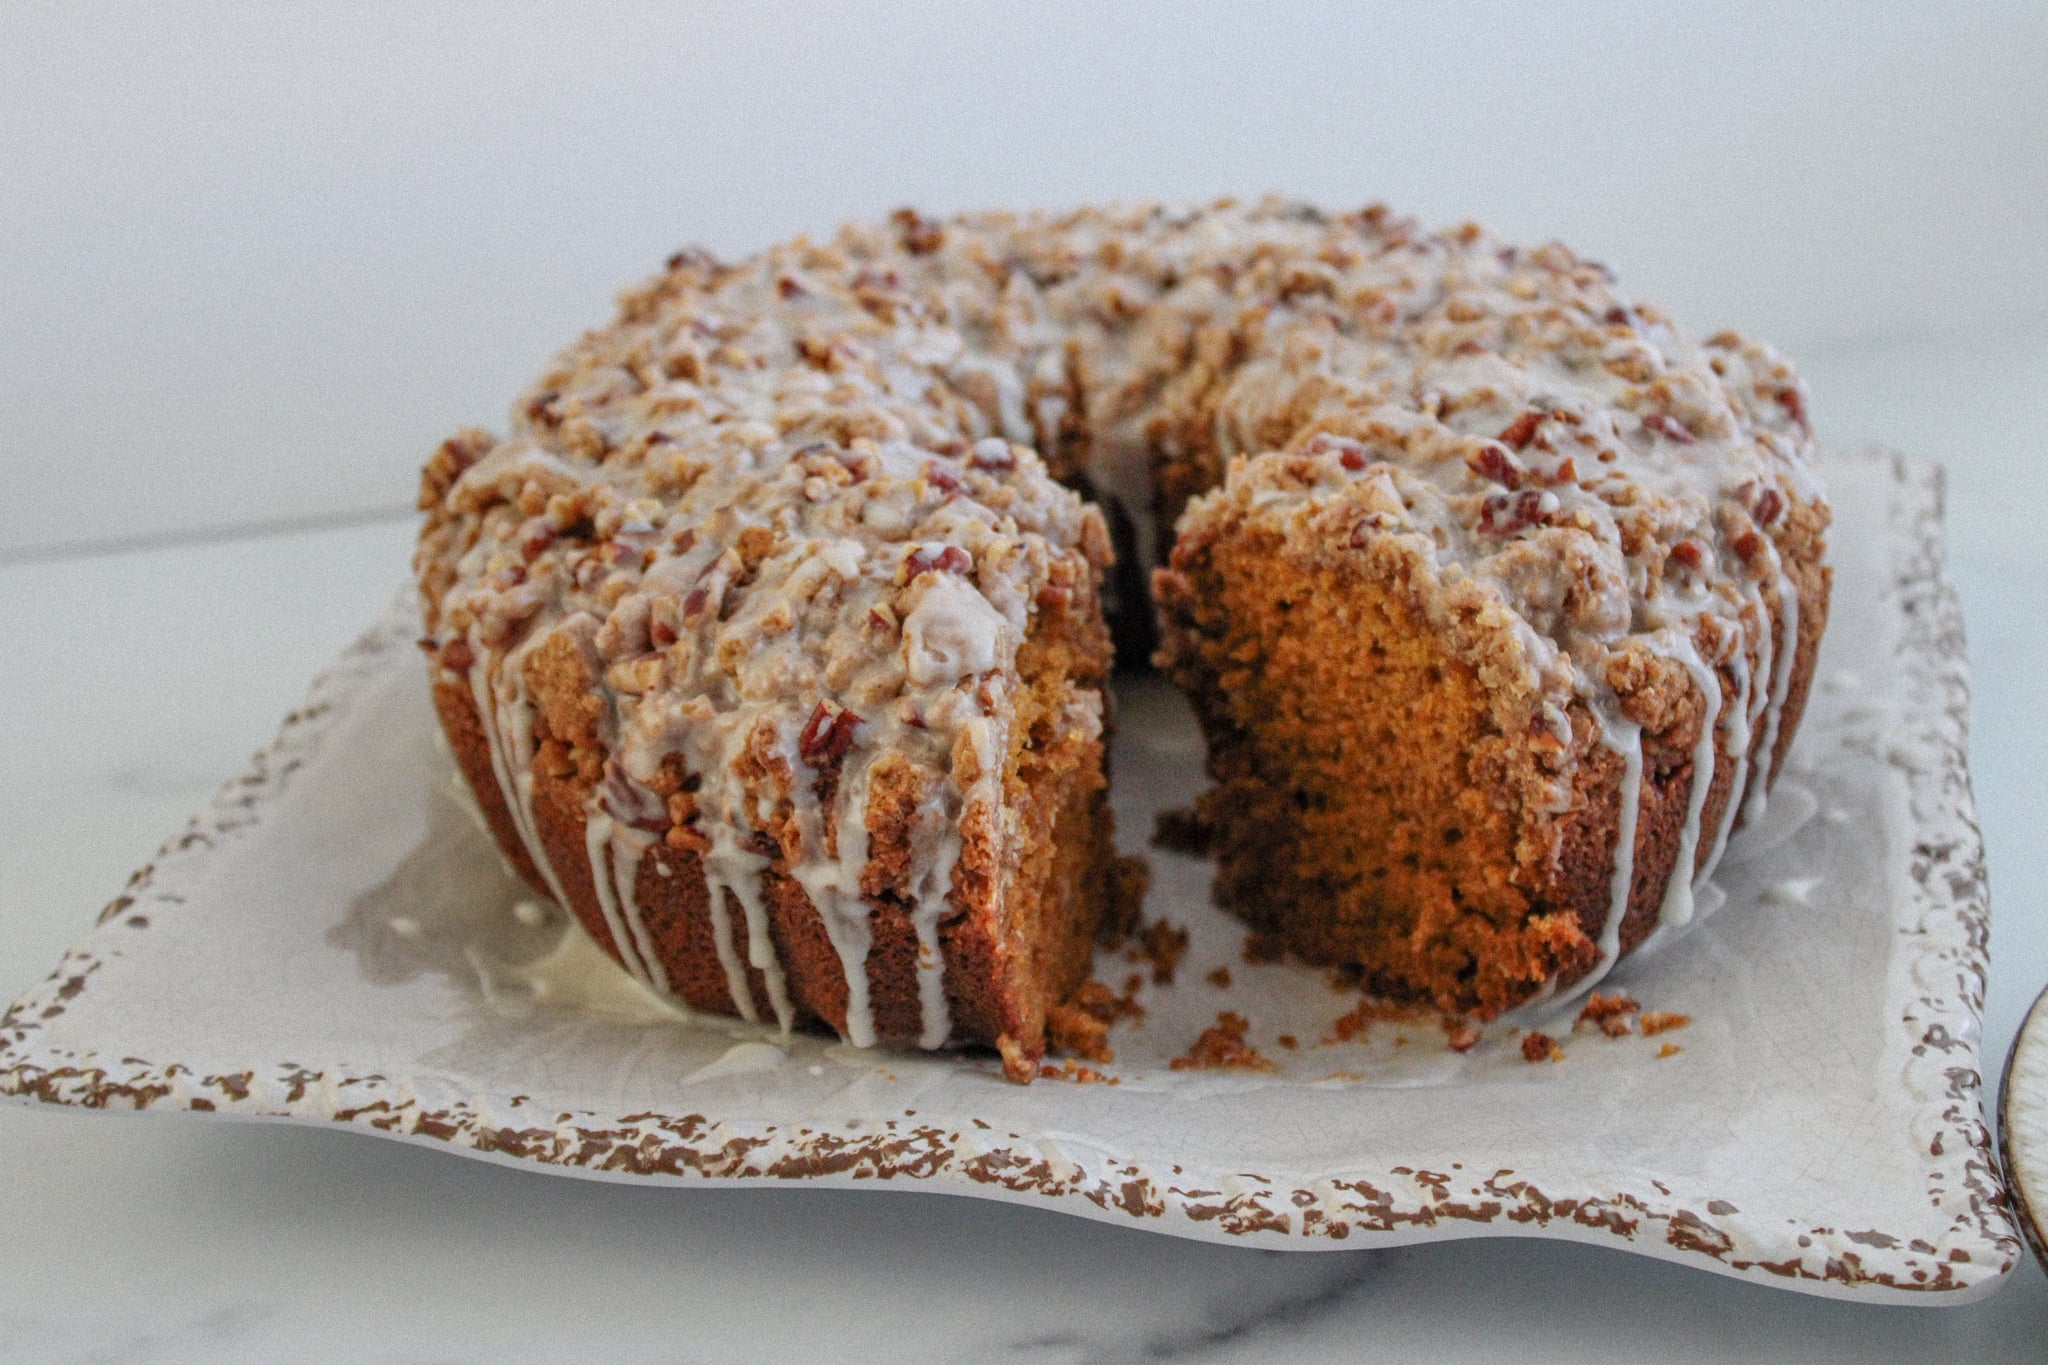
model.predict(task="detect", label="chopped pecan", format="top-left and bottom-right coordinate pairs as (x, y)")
top-left (1642, 412), bottom-right (1696, 444)
top-left (1751, 485), bottom-right (1784, 527)
top-left (1778, 386), bottom-right (1808, 431)
top-left (1496, 410), bottom-right (1544, 449)
top-left (1478, 488), bottom-right (1555, 535)
top-left (523, 389), bottom-right (562, 428)
top-left (518, 520), bottom-right (556, 561)
top-left (798, 701), bottom-right (863, 767)
top-left (969, 438), bottom-right (1017, 471)
top-left (890, 208), bottom-right (944, 255)
top-left (1466, 443), bottom-right (1526, 489)
top-left (1304, 432), bottom-right (1371, 470)
top-left (902, 543), bottom-right (973, 579)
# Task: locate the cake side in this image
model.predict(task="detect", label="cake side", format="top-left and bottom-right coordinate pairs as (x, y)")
top-left (426, 565), bottom-right (1114, 1073)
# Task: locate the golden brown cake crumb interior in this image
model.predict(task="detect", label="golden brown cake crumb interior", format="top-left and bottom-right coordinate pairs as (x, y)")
top-left (1157, 522), bottom-right (1591, 1015)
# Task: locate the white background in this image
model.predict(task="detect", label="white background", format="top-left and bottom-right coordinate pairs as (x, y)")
top-left (3, 3), bottom-right (2046, 1360)
top-left (4, 1), bottom-right (2046, 555)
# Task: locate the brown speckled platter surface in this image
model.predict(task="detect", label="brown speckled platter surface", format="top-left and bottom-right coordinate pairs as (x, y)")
top-left (0, 451), bottom-right (2019, 1303)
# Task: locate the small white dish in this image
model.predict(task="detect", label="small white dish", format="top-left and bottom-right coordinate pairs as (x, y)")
top-left (1999, 982), bottom-right (2048, 1275)
top-left (0, 451), bottom-right (2019, 1303)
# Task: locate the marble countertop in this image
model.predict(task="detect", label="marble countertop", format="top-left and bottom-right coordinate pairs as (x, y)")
top-left (0, 333), bottom-right (2044, 1360)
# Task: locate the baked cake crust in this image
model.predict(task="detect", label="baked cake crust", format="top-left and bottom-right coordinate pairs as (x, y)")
top-left (415, 198), bottom-right (1830, 1072)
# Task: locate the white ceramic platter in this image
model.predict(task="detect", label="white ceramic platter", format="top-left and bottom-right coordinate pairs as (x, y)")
top-left (0, 451), bottom-right (2019, 1303)
top-left (1999, 982), bottom-right (2048, 1276)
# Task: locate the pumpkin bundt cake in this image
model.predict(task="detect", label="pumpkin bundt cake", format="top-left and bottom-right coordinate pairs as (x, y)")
top-left (415, 198), bottom-right (1829, 1078)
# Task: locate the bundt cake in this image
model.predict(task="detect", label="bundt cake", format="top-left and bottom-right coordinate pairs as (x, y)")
top-left (415, 197), bottom-right (1829, 1079)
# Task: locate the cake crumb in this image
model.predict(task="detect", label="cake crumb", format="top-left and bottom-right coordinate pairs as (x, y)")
top-left (1130, 917), bottom-right (1190, 985)
top-left (1046, 1004), bottom-right (1113, 1063)
top-left (1324, 1000), bottom-right (1371, 1045)
top-left (1576, 991), bottom-right (1641, 1038)
top-left (1151, 806), bottom-right (1213, 855)
top-left (1037, 1058), bottom-right (1120, 1084)
top-left (1099, 853), bottom-right (1153, 945)
top-left (1047, 976), bottom-right (1147, 1063)
top-left (1442, 1017), bottom-right (1484, 1053)
top-left (1206, 966), bottom-right (1233, 989)
top-left (1171, 1011), bottom-right (1277, 1072)
top-left (1521, 1031), bottom-right (1564, 1063)
top-left (1278, 1033), bottom-right (1299, 1050)
top-left (997, 1035), bottom-right (1037, 1083)
top-left (1657, 1042), bottom-right (1684, 1058)
top-left (1641, 1011), bottom-right (1692, 1036)
top-left (1320, 995), bottom-right (1418, 1045)
top-left (1243, 932), bottom-right (1287, 965)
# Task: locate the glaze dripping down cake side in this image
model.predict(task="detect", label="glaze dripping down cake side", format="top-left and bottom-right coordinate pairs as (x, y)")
top-left (414, 198), bottom-right (1830, 1077)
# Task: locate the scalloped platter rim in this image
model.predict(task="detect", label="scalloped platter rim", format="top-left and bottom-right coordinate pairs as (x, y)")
top-left (0, 450), bottom-right (2020, 1303)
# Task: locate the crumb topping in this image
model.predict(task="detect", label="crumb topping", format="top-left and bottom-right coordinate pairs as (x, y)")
top-left (1576, 990), bottom-right (1643, 1038)
top-left (1171, 1011), bottom-right (1277, 1073)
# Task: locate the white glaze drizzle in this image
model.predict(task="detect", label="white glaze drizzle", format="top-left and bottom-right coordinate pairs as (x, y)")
top-left (910, 834), bottom-right (959, 1050)
top-left (703, 826), bottom-right (792, 1032)
top-left (582, 811), bottom-right (656, 991)
top-left (1741, 538), bottom-right (1802, 827)
top-left (1556, 707), bottom-right (1643, 1006)
top-left (1653, 632), bottom-right (1722, 932)
top-left (1693, 629), bottom-right (1755, 899)
top-left (789, 741), bottom-right (879, 1049)
top-left (700, 867), bottom-right (759, 1024)
top-left (465, 638), bottom-right (576, 916)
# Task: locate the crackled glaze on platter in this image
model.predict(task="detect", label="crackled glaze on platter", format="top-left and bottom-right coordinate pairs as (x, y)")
top-left (0, 451), bottom-right (2017, 1301)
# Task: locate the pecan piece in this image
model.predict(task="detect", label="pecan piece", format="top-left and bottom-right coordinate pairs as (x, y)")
top-left (1466, 443), bottom-right (1526, 489)
top-left (1496, 410), bottom-right (1544, 449)
top-left (1642, 412), bottom-right (1696, 444)
top-left (901, 543), bottom-right (973, 580)
top-left (1751, 486), bottom-right (1784, 527)
top-left (798, 701), bottom-right (863, 767)
top-left (1778, 386), bottom-right (1808, 431)
top-left (968, 438), bottom-right (1017, 471)
top-left (1477, 488), bottom-right (1556, 535)
top-left (1304, 432), bottom-right (1374, 470)
top-left (890, 208), bottom-right (944, 255)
